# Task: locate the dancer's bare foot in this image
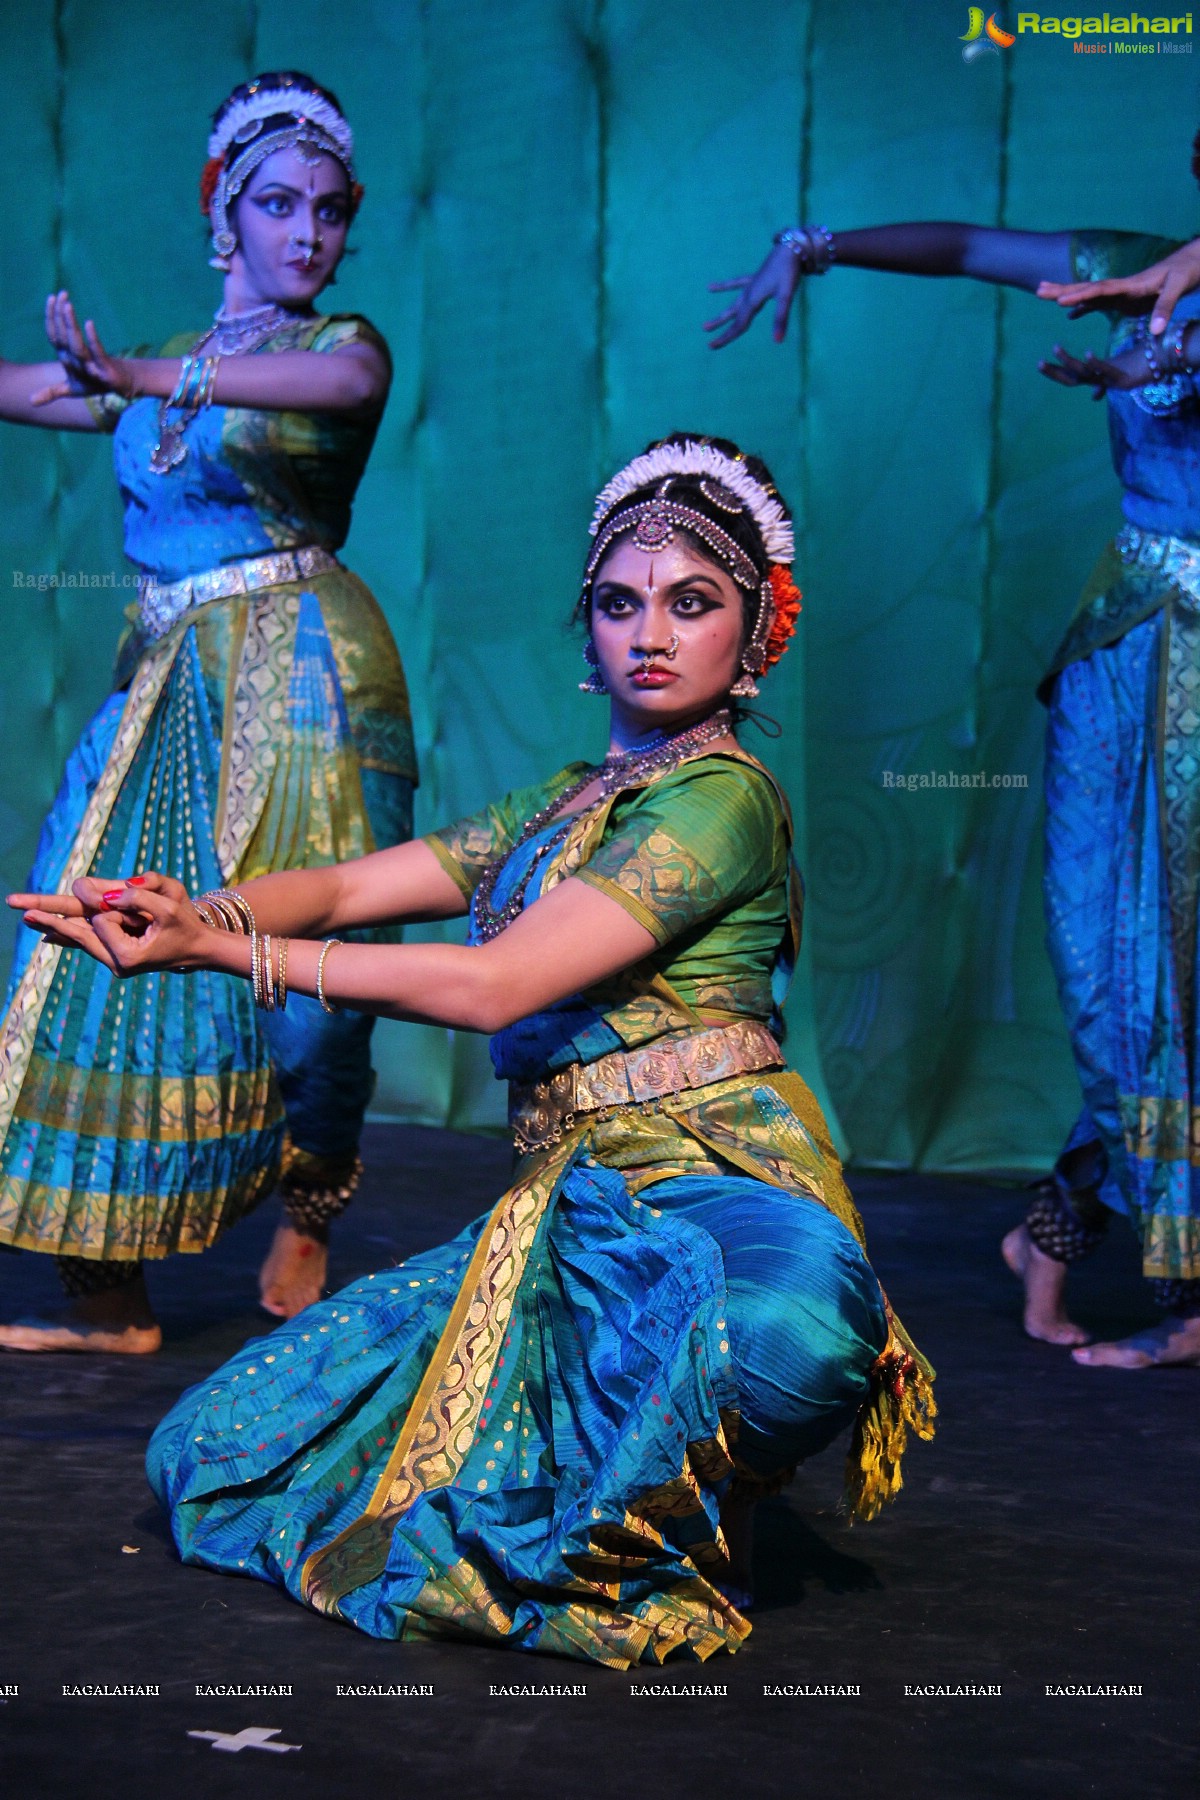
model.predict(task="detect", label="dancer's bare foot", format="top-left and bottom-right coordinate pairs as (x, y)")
top-left (717, 1493), bottom-right (755, 1611)
top-left (258, 1221), bottom-right (328, 1319)
top-left (0, 1276), bottom-right (161, 1354)
top-left (1071, 1315), bottom-right (1200, 1369)
top-left (1001, 1224), bottom-right (1091, 1346)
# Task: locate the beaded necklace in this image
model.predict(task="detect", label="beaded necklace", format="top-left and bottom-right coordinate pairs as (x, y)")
top-left (470, 709), bottom-right (733, 943)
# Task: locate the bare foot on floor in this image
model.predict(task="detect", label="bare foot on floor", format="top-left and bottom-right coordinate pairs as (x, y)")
top-left (0, 1277), bottom-right (161, 1354)
top-left (1072, 1315), bottom-right (1200, 1369)
top-left (1001, 1224), bottom-right (1090, 1347)
top-left (258, 1222), bottom-right (328, 1319)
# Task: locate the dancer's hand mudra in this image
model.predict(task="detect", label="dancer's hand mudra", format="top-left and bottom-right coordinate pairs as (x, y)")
top-left (1037, 238), bottom-right (1200, 335)
top-left (704, 240), bottom-right (802, 347)
top-left (7, 872), bottom-right (207, 975)
top-left (1038, 342), bottom-right (1147, 399)
top-left (31, 290), bottom-right (135, 407)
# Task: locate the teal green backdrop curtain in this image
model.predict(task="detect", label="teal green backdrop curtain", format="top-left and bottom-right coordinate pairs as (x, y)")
top-left (1, 1), bottom-right (1197, 1170)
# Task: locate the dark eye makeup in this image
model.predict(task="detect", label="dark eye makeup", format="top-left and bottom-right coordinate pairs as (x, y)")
top-left (594, 584), bottom-right (727, 620)
top-left (251, 187), bottom-right (349, 224)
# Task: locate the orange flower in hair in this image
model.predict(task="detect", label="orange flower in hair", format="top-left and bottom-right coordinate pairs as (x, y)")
top-left (764, 564), bottom-right (802, 667)
top-left (199, 155), bottom-right (224, 217)
top-left (350, 180), bottom-right (365, 214)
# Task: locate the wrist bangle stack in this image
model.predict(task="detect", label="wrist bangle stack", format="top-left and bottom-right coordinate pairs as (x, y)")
top-left (251, 930), bottom-right (290, 1012)
top-left (773, 224), bottom-right (836, 274)
top-left (1135, 318), bottom-right (1197, 416)
top-left (166, 353), bottom-right (221, 411)
top-left (1142, 327), bottom-right (1167, 381)
top-left (316, 938), bottom-right (342, 1015)
top-left (1164, 320), bottom-right (1191, 373)
top-left (194, 888), bottom-right (255, 934)
top-left (150, 352), bottom-right (221, 475)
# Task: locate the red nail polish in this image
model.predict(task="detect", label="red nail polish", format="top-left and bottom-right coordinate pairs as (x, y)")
top-left (127, 876), bottom-right (147, 886)
top-left (102, 890), bottom-right (124, 904)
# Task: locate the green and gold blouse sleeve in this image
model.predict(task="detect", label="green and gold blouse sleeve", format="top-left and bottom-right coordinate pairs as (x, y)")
top-left (1070, 231), bottom-right (1183, 309)
top-left (424, 765), bottom-right (590, 900)
top-left (305, 312), bottom-right (393, 369)
top-left (576, 759), bottom-right (786, 947)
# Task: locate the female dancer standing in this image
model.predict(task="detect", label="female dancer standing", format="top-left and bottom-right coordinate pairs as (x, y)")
top-left (0, 72), bottom-right (415, 1350)
top-left (705, 206), bottom-right (1200, 1368)
top-left (15, 435), bottom-right (934, 1662)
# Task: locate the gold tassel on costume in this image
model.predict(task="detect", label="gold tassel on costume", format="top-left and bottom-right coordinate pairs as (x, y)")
top-left (844, 1311), bottom-right (937, 1523)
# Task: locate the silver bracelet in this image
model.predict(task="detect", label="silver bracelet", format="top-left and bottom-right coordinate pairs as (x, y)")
top-left (774, 224), bottom-right (836, 275)
top-left (316, 938), bottom-right (342, 1015)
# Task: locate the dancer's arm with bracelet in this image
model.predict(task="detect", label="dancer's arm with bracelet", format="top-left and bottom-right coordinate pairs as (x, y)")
top-left (11, 833), bottom-right (660, 1039)
top-left (704, 221), bottom-right (1077, 346)
top-left (704, 218), bottom-right (1193, 395)
top-left (0, 290), bottom-right (388, 427)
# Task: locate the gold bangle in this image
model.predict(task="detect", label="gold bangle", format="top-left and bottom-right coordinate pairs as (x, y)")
top-left (251, 929), bottom-right (274, 1012)
top-left (316, 938), bottom-right (342, 1015)
top-left (198, 888), bottom-right (255, 935)
top-left (222, 889), bottom-right (256, 935)
top-left (275, 935), bottom-right (289, 1012)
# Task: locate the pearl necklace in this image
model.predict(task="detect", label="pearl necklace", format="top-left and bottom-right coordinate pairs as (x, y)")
top-left (470, 709), bottom-right (733, 943)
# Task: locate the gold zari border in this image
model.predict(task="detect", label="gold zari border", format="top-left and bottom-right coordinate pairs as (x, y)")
top-left (0, 631), bottom-right (181, 1153)
top-left (301, 1139), bottom-right (567, 1614)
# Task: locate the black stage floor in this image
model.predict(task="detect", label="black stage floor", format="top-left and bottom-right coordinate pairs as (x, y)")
top-left (0, 1123), bottom-right (1196, 1800)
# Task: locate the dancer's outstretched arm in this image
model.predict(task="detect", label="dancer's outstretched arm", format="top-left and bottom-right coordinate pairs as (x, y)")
top-left (11, 861), bottom-right (657, 1037)
top-left (32, 292), bottom-right (388, 416)
top-left (12, 836), bottom-right (470, 944)
top-left (705, 222), bottom-right (1075, 347)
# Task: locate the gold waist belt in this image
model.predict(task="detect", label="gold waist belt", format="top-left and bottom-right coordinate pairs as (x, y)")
top-left (508, 1019), bottom-right (784, 1155)
top-left (137, 545), bottom-right (340, 640)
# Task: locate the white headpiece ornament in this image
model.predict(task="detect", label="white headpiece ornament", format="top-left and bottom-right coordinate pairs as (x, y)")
top-left (589, 440), bottom-right (794, 564)
top-left (208, 87), bottom-right (354, 164)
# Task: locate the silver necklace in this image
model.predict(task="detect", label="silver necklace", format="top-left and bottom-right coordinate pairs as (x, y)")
top-left (209, 301), bottom-right (311, 354)
top-left (470, 709), bottom-right (733, 942)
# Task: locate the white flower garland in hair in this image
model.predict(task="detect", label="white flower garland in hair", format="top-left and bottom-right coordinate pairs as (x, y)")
top-left (208, 87), bottom-right (354, 164)
top-left (589, 440), bottom-right (794, 563)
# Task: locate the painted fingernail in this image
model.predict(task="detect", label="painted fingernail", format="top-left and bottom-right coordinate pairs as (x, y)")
top-left (102, 890), bottom-right (124, 903)
top-left (127, 876), bottom-right (147, 886)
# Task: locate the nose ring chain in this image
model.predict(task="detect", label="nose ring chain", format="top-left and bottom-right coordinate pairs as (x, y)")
top-left (288, 233), bottom-right (322, 268)
top-left (638, 633), bottom-right (680, 674)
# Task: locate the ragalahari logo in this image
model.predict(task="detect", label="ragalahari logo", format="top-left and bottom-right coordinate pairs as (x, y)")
top-left (962, 8), bottom-right (1017, 57)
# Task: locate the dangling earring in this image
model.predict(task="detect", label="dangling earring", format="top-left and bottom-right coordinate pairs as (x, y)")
top-left (579, 639), bottom-right (606, 695)
top-left (208, 251), bottom-right (233, 272)
top-left (729, 667), bottom-right (760, 698)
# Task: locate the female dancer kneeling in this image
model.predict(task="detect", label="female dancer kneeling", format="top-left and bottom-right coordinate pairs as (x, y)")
top-left (13, 435), bottom-right (933, 1667)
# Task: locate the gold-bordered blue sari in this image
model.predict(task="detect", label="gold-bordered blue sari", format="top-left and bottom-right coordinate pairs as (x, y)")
top-left (0, 314), bottom-right (415, 1262)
